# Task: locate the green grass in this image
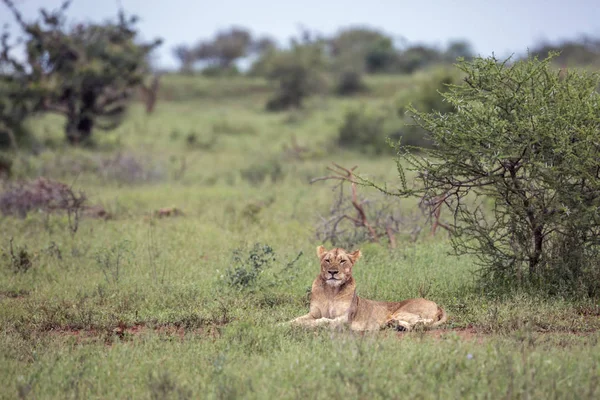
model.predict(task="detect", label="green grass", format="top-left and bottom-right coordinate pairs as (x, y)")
top-left (1, 73), bottom-right (600, 399)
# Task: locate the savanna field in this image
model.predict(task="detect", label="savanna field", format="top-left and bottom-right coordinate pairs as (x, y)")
top-left (2, 74), bottom-right (600, 399)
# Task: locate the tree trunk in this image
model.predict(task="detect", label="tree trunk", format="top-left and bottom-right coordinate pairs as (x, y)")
top-left (529, 224), bottom-right (544, 277)
top-left (139, 75), bottom-right (160, 114)
top-left (65, 113), bottom-right (93, 145)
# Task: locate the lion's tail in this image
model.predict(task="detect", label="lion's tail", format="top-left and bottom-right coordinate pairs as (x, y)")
top-left (431, 306), bottom-right (447, 327)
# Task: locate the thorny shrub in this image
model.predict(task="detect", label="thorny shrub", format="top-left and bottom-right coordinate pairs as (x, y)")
top-left (0, 177), bottom-right (86, 219)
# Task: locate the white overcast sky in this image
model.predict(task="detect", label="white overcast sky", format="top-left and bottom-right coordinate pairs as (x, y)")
top-left (1, 0), bottom-right (599, 69)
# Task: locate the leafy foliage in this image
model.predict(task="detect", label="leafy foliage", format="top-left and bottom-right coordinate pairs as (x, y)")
top-left (0, 79), bottom-right (34, 149)
top-left (389, 54), bottom-right (600, 296)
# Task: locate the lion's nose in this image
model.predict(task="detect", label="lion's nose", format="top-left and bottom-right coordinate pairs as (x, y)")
top-left (328, 270), bottom-right (339, 276)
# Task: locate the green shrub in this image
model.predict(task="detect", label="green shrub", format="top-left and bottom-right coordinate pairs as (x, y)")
top-left (387, 54), bottom-right (600, 297)
top-left (240, 159), bottom-right (284, 185)
top-left (265, 42), bottom-right (327, 111)
top-left (337, 106), bottom-right (402, 155)
top-left (94, 241), bottom-right (132, 285)
top-left (224, 243), bottom-right (276, 290)
top-left (397, 67), bottom-right (461, 115)
top-left (334, 69), bottom-right (367, 96)
top-left (2, 239), bottom-right (33, 274)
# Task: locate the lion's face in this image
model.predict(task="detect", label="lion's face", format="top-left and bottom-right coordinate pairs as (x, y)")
top-left (316, 245), bottom-right (361, 287)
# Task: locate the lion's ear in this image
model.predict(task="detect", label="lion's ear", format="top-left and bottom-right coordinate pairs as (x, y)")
top-left (349, 250), bottom-right (362, 264)
top-left (316, 245), bottom-right (327, 259)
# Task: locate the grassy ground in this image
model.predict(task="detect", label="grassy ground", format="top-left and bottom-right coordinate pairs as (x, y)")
top-left (1, 74), bottom-right (600, 399)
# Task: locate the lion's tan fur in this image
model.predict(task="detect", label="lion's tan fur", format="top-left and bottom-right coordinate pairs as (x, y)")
top-left (289, 246), bottom-right (447, 331)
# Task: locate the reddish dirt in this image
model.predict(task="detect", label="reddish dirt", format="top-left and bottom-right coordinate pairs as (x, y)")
top-left (38, 323), bottom-right (600, 346)
top-left (395, 325), bottom-right (600, 343)
top-left (575, 305), bottom-right (600, 317)
top-left (0, 290), bottom-right (29, 300)
top-left (46, 322), bottom-right (223, 345)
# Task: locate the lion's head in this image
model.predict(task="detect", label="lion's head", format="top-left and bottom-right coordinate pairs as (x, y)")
top-left (316, 245), bottom-right (361, 287)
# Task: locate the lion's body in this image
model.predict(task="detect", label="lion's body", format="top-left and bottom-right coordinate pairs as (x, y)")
top-left (290, 246), bottom-right (446, 331)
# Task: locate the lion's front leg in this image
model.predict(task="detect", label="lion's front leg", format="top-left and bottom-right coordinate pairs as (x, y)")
top-left (313, 315), bottom-right (348, 329)
top-left (289, 314), bottom-right (348, 329)
top-left (289, 313), bottom-right (318, 327)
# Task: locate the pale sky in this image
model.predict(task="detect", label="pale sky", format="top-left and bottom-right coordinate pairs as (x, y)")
top-left (1, 0), bottom-right (599, 69)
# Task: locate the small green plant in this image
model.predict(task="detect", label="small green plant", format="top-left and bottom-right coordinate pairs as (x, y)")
top-left (3, 237), bottom-right (33, 273)
top-left (94, 241), bottom-right (132, 285)
top-left (224, 243), bottom-right (276, 289)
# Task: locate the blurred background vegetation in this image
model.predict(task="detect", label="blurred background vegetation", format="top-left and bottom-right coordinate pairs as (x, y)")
top-left (1, 0), bottom-right (599, 151)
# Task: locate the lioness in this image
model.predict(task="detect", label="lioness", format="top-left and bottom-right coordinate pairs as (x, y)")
top-left (289, 246), bottom-right (446, 331)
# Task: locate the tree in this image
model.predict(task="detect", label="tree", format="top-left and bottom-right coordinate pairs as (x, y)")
top-left (396, 45), bottom-right (442, 74)
top-left (251, 37), bottom-right (277, 55)
top-left (444, 40), bottom-right (474, 62)
top-left (265, 34), bottom-right (328, 111)
top-left (175, 29), bottom-right (275, 75)
top-left (193, 27), bottom-right (252, 69)
top-left (172, 44), bottom-right (194, 74)
top-left (529, 37), bottom-right (600, 67)
top-left (329, 27), bottom-right (397, 73)
top-left (381, 55), bottom-right (600, 296)
top-left (0, 0), bottom-right (161, 145)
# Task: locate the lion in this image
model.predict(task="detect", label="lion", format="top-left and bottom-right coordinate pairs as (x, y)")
top-left (288, 246), bottom-right (447, 331)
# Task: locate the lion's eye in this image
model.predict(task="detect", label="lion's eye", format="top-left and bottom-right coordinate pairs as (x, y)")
top-left (340, 260), bottom-right (346, 264)
top-left (325, 259), bottom-right (330, 263)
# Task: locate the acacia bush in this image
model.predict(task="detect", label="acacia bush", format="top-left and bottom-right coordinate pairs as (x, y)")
top-left (0, 177), bottom-right (86, 218)
top-left (386, 55), bottom-right (600, 297)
